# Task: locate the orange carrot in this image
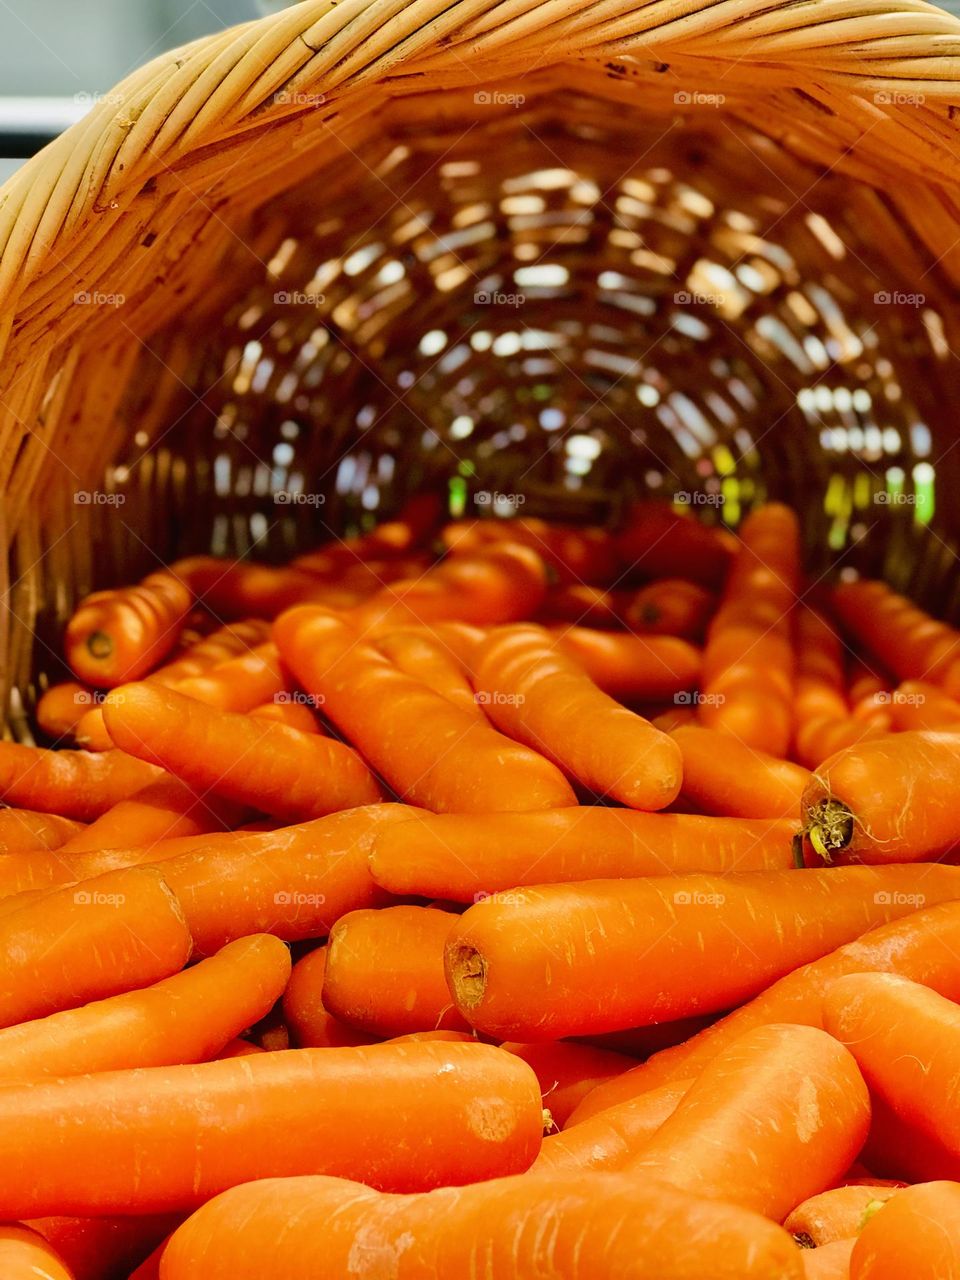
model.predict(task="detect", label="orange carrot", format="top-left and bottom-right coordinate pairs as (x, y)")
top-left (0, 1042), bottom-right (542, 1214)
top-left (0, 743), bottom-right (162, 821)
top-left (0, 808), bottom-right (85, 854)
top-left (375, 629), bottom-right (483, 718)
top-left (801, 730), bottom-right (960, 864)
top-left (248, 696), bottom-right (321, 732)
top-left (35, 682), bottom-right (98, 742)
top-left (0, 866), bottom-right (191, 1028)
top-left (218, 1038), bottom-right (265, 1058)
top-left (56, 776), bottom-right (241, 853)
top-left (274, 608), bottom-right (575, 812)
top-left (550, 628), bottom-right (701, 701)
top-left (785, 1185), bottom-right (901, 1247)
top-left (625, 578), bottom-right (715, 640)
top-left (103, 683), bottom-right (382, 821)
top-left (887, 679), bottom-right (960, 731)
top-left (444, 865), bottom-right (960, 1039)
top-left (158, 1172), bottom-right (805, 1280)
top-left (533, 1079), bottom-right (691, 1173)
top-left (473, 625), bottom-right (683, 810)
top-left (615, 500), bottom-right (734, 587)
top-left (172, 642), bottom-right (289, 713)
top-left (536, 584), bottom-right (627, 628)
top-left (65, 570), bottom-right (193, 686)
top-left (797, 714), bottom-right (891, 773)
top-left (627, 1023), bottom-right (870, 1220)
top-left (793, 605), bottom-right (856, 770)
top-left (850, 1181), bottom-right (960, 1278)
top-left (0, 1225), bottom-right (75, 1279)
top-left (833, 579), bottom-right (960, 687)
top-left (671, 723), bottom-right (810, 819)
top-left (369, 808), bottom-right (797, 902)
top-left (803, 1238), bottom-right (855, 1280)
top-left (441, 518), bottom-right (618, 585)
top-left (173, 556), bottom-right (357, 620)
top-left (282, 946), bottom-right (378, 1049)
top-left (27, 1215), bottom-right (180, 1280)
top-left (500, 1041), bottom-right (636, 1127)
top-left (323, 905), bottom-right (468, 1037)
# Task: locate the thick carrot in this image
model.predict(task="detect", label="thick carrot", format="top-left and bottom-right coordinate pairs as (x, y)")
top-left (0, 743), bottom-right (162, 821)
top-left (283, 946), bottom-right (378, 1048)
top-left (0, 934), bottom-right (289, 1081)
top-left (158, 1171), bottom-right (804, 1280)
top-left (800, 730), bottom-right (960, 864)
top-left (65, 570), bottom-right (194, 687)
top-left (550, 628), bottom-right (702, 701)
top-left (833, 579), bottom-right (960, 686)
top-left (0, 1042), bottom-right (542, 1215)
top-left (850, 1181), bottom-right (960, 1278)
top-left (35, 681), bottom-right (97, 742)
top-left (369, 808), bottom-right (797, 903)
top-left (572, 900), bottom-right (960, 1118)
top-left (444, 864), bottom-right (960, 1039)
top-left (0, 1225), bottom-right (75, 1279)
top-left (500, 1041), bottom-right (637, 1128)
top-left (625, 578), bottom-right (715, 640)
top-left (533, 1079), bottom-right (691, 1173)
top-left (103, 683), bottom-right (382, 821)
top-left (803, 1239), bottom-right (855, 1280)
top-left (173, 642), bottom-right (289, 713)
top-left (615, 500), bottom-right (734, 588)
top-left (785, 1184), bottom-right (901, 1247)
top-left (0, 808), bottom-right (84, 854)
top-left (274, 608), bottom-right (575, 812)
top-left (0, 866), bottom-right (191, 1028)
top-left (27, 1215), bottom-right (180, 1280)
top-left (248, 696), bottom-right (320, 733)
top-left (671, 723), bottom-right (811, 818)
top-left (473, 625), bottom-right (683, 810)
top-left (56, 776), bottom-right (241, 852)
top-left (375, 629), bottom-right (482, 718)
top-left (627, 1024), bottom-right (870, 1220)
top-left (441, 518), bottom-right (618, 585)
top-left (324, 905), bottom-right (468, 1037)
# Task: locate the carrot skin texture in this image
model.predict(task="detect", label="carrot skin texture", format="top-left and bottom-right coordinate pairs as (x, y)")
top-left (671, 724), bottom-right (811, 819)
top-left (0, 1042), bottom-right (543, 1215)
top-left (850, 1181), bottom-right (960, 1279)
top-left (159, 1172), bottom-right (805, 1280)
top-left (0, 808), bottom-right (85, 854)
top-left (444, 865), bottom-right (960, 1039)
top-left (0, 744), bottom-right (162, 821)
top-left (784, 1184), bottom-right (900, 1247)
top-left (57, 775), bottom-right (242, 852)
top-left (283, 946), bottom-right (379, 1048)
top-left (550, 628), bottom-right (702, 701)
top-left (533, 1079), bottom-right (691, 1173)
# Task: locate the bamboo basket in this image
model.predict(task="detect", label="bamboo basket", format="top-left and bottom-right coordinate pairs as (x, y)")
top-left (2, 0), bottom-right (960, 735)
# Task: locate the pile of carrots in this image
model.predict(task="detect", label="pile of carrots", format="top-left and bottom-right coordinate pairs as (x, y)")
top-left (2, 494), bottom-right (960, 1276)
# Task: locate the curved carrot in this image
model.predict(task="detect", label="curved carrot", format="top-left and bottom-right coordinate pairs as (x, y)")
top-left (35, 682), bottom-right (97, 742)
top-left (785, 1184), bottom-right (901, 1248)
top-left (833, 579), bottom-right (960, 686)
top-left (671, 724), bottom-right (810, 818)
top-left (0, 866), bottom-right (191, 1028)
top-left (441, 518), bottom-right (618, 585)
top-left (282, 946), bottom-right (378, 1049)
top-left (172, 642), bottom-right (289, 713)
top-left (444, 864), bottom-right (960, 1039)
top-left (0, 1042), bottom-right (542, 1215)
top-left (103, 683), bottom-right (382, 822)
top-left (550, 628), bottom-right (702, 701)
top-left (0, 808), bottom-right (84, 854)
top-left (0, 934), bottom-right (289, 1081)
top-left (615, 500), bottom-right (734, 588)
top-left (803, 1239), bottom-right (855, 1280)
top-left (0, 1225), bottom-right (75, 1279)
top-left (369, 808), bottom-right (797, 902)
top-left (324, 905), bottom-right (468, 1037)
top-left (625, 578), bottom-right (715, 640)
top-left (627, 1023), bottom-right (870, 1220)
top-left (26, 1215), bottom-right (180, 1280)
top-left (473, 625), bottom-right (683, 810)
top-left (375, 629), bottom-right (482, 718)
top-left (159, 1171), bottom-right (804, 1280)
top-left (65, 570), bottom-right (193, 687)
top-left (801, 730), bottom-right (960, 864)
top-left (851, 1181), bottom-right (960, 1278)
top-left (274, 608), bottom-right (575, 813)
top-left (533, 1079), bottom-right (691, 1173)
top-left (572, 900), bottom-right (960, 1119)
top-left (56, 776), bottom-right (241, 852)
top-left (500, 1041), bottom-right (636, 1128)
top-left (248, 697), bottom-right (320, 732)
top-left (0, 744), bottom-right (162, 821)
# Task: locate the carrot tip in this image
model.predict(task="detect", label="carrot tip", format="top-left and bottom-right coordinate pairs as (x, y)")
top-left (86, 630), bottom-right (114, 660)
top-left (803, 799), bottom-right (853, 862)
top-left (448, 944), bottom-right (486, 1009)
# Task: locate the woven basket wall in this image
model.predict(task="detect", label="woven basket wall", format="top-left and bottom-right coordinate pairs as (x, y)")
top-left (3, 0), bottom-right (960, 730)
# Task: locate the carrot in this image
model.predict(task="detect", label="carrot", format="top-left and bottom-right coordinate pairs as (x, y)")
top-left (444, 864), bottom-right (960, 1039)
top-left (888, 679), bottom-right (960, 731)
top-left (0, 934), bottom-right (289, 1081)
top-left (0, 1042), bottom-right (542, 1215)
top-left (627, 1023), bottom-right (870, 1221)
top-left (550, 628), bottom-right (702, 701)
top-left (536, 583), bottom-right (627, 628)
top-left (172, 641), bottom-right (289, 713)
top-left (0, 1225), bottom-right (75, 1279)
top-left (248, 696), bottom-right (321, 732)
top-left (65, 570), bottom-right (194, 687)
top-left (785, 1185), bottom-right (901, 1248)
top-left (671, 723), bottom-right (811, 819)
top-left (500, 1041), bottom-right (637, 1128)
top-left (369, 808), bottom-right (797, 902)
top-left (533, 1079), bottom-right (691, 1173)
top-left (797, 714), bottom-right (892, 774)
top-left (374, 628), bottom-right (482, 718)
top-left (615, 500), bottom-right (734, 588)
top-left (324, 905), bottom-right (468, 1037)
top-left (473, 625), bottom-right (683, 810)
top-left (0, 866), bottom-right (191, 1028)
top-left (0, 808), bottom-right (84, 854)
top-left (173, 556), bottom-right (357, 620)
top-left (571, 900), bottom-right (960, 1118)
top-left (218, 1038), bottom-right (265, 1058)
top-left (800, 730), bottom-right (960, 864)
top-left (283, 946), bottom-right (378, 1048)
top-left (158, 1171), bottom-right (805, 1280)
top-left (274, 608), bottom-right (575, 812)
top-left (847, 656), bottom-right (891, 714)
top-left (102, 683), bottom-right (382, 821)
top-left (793, 605), bottom-right (857, 770)
top-left (0, 743), bottom-right (162, 821)
top-left (35, 681), bottom-right (98, 742)
top-left (833, 579), bottom-right (960, 686)
top-left (625, 578), bottom-right (715, 640)
top-left (803, 1239), bottom-right (855, 1280)
top-left (27, 1215), bottom-right (180, 1280)
top-left (441, 518), bottom-right (618, 585)
top-left (850, 1181), bottom-right (960, 1278)
top-left (55, 776), bottom-right (241, 852)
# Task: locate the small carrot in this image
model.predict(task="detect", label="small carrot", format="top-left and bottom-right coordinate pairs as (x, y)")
top-left (536, 584), bottom-right (627, 628)
top-left (444, 864), bottom-right (960, 1039)
top-left (888, 679), bottom-right (960, 731)
top-left (441, 518), bottom-right (618, 585)
top-left (218, 1038), bottom-right (265, 1058)
top-left (375, 628), bottom-right (482, 718)
top-left (324, 905), bottom-right (468, 1037)
top-left (550, 628), bottom-right (702, 701)
top-left (0, 866), bottom-right (191, 1028)
top-left (0, 808), bottom-right (85, 854)
top-left (0, 1042), bottom-right (542, 1215)
top-left (500, 1041), bottom-right (637, 1128)
top-left (0, 1225), bottom-right (75, 1279)
top-left (850, 1181), bottom-right (960, 1278)
top-left (158, 1172), bottom-right (805, 1280)
top-left (0, 934), bottom-right (289, 1082)
top-left (173, 556), bottom-right (354, 620)
top-left (615, 500), bottom-right (734, 588)
top-left (803, 1239), bottom-right (855, 1280)
top-left (671, 723), bottom-right (811, 819)
top-left (369, 808), bottom-right (797, 902)
top-left (173, 641), bottom-right (289, 713)
top-left (102, 683), bottom-right (382, 822)
top-left (533, 1079), bottom-right (691, 1173)
top-left (282, 946), bottom-right (378, 1049)
top-left (0, 743), bottom-right (162, 821)
top-left (792, 605), bottom-right (856, 770)
top-left (797, 714), bottom-right (891, 773)
top-left (35, 681), bottom-right (98, 742)
top-left (833, 579), bottom-right (960, 686)
top-left (473, 625), bottom-right (683, 810)
top-left (26, 1215), bottom-right (180, 1280)
top-left (800, 730), bottom-right (960, 864)
top-left (625, 578), bottom-right (715, 640)
top-left (785, 1184), bottom-right (901, 1247)
top-left (274, 608), bottom-right (575, 813)
top-left (627, 1023), bottom-right (870, 1221)
top-left (65, 570), bottom-right (194, 686)
top-left (248, 697), bottom-right (320, 732)
top-left (55, 776), bottom-right (241, 853)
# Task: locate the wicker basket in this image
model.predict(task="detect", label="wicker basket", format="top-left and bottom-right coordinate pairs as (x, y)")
top-left (3, 0), bottom-right (960, 734)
